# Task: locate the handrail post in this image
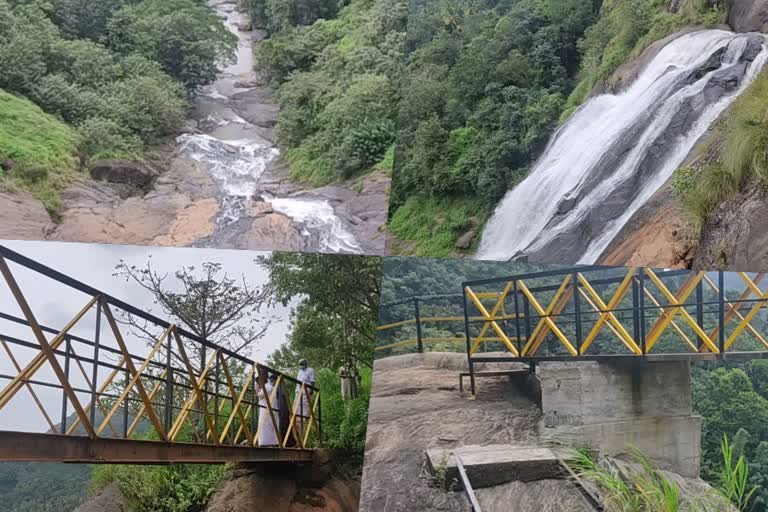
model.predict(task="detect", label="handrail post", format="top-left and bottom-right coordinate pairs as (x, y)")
top-left (89, 298), bottom-right (101, 430)
top-left (513, 281), bottom-right (522, 355)
top-left (122, 369), bottom-right (129, 439)
top-left (61, 336), bottom-right (72, 434)
top-left (414, 297), bottom-right (423, 353)
top-left (462, 284), bottom-right (476, 396)
top-left (719, 270), bottom-right (725, 358)
top-left (573, 272), bottom-right (582, 356)
top-left (213, 353), bottom-right (220, 442)
top-left (696, 278), bottom-right (704, 352)
top-left (632, 273), bottom-right (640, 346)
top-left (164, 331), bottom-right (174, 436)
top-left (200, 343), bottom-right (207, 443)
top-left (318, 392), bottom-right (323, 447)
top-left (639, 269), bottom-right (647, 355)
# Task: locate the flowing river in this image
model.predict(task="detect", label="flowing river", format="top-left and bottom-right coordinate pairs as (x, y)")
top-left (177, 0), bottom-right (364, 254)
top-left (477, 29), bottom-right (768, 264)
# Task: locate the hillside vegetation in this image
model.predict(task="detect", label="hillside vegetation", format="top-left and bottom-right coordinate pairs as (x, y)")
top-left (249, 0), bottom-right (407, 185)
top-left (0, 89), bottom-right (79, 213)
top-left (387, 0), bottom-right (724, 257)
top-left (673, 67), bottom-right (768, 234)
top-left (0, 0), bottom-right (236, 213)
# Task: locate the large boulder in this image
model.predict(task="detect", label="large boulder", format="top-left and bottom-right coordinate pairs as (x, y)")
top-left (89, 159), bottom-right (158, 189)
top-left (0, 188), bottom-right (54, 239)
top-left (74, 484), bottom-right (130, 512)
top-left (726, 0), bottom-right (768, 32)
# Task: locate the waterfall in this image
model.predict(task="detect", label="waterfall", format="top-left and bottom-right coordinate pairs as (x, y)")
top-left (476, 29), bottom-right (768, 264)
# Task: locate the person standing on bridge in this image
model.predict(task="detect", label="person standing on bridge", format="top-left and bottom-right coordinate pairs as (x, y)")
top-left (295, 358), bottom-right (315, 441)
top-left (257, 373), bottom-right (280, 447)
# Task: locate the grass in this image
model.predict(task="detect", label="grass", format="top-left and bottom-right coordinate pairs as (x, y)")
top-left (568, 447), bottom-right (723, 511)
top-left (0, 89), bottom-right (80, 214)
top-left (562, 0), bottom-right (725, 120)
top-left (388, 195), bottom-right (488, 257)
top-left (677, 69), bottom-right (768, 231)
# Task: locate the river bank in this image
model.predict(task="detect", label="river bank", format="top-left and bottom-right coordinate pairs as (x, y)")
top-left (0, 0), bottom-right (388, 255)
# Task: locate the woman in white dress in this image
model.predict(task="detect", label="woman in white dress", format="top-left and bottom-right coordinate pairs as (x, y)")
top-left (257, 373), bottom-right (279, 447)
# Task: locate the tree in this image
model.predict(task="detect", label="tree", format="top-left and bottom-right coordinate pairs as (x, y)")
top-left (113, 258), bottom-right (275, 360)
top-left (106, 0), bottom-right (237, 91)
top-left (258, 253), bottom-right (382, 367)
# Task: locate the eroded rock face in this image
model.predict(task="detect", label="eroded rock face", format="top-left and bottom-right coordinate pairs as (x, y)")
top-left (0, 188), bottom-right (54, 240)
top-left (598, 186), bottom-right (694, 268)
top-left (205, 462), bottom-right (360, 512)
top-left (73, 484), bottom-right (129, 512)
top-left (726, 0), bottom-right (768, 32)
top-left (694, 178), bottom-right (768, 270)
top-left (49, 156), bottom-right (218, 246)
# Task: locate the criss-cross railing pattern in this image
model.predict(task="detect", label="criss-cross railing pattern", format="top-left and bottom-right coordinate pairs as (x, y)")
top-left (376, 266), bottom-right (768, 363)
top-left (0, 246), bottom-right (321, 461)
top-left (463, 266), bottom-right (768, 359)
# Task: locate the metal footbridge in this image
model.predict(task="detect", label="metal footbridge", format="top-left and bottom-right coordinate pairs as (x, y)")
top-left (377, 265), bottom-right (768, 394)
top-left (0, 245), bottom-right (321, 464)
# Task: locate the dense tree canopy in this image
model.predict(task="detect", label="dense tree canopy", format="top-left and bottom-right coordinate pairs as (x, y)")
top-left (259, 252), bottom-right (382, 367)
top-left (253, 0), bottom-right (407, 184)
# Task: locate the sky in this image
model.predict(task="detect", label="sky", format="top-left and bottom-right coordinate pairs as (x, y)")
top-left (0, 240), bottom-right (296, 432)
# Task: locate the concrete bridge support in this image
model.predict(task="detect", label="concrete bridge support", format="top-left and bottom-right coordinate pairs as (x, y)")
top-left (533, 361), bottom-right (702, 478)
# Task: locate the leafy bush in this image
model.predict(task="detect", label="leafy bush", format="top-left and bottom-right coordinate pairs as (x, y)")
top-left (671, 167), bottom-right (696, 198)
top-left (91, 464), bottom-right (226, 512)
top-left (77, 117), bottom-right (143, 165)
top-left (316, 367), bottom-right (371, 456)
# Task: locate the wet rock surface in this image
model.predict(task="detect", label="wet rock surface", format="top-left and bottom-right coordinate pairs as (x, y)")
top-left (504, 31), bottom-right (766, 264)
top-left (726, 0), bottom-right (768, 32)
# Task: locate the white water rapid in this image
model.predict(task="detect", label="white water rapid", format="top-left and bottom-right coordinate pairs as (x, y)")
top-left (176, 0), bottom-right (363, 253)
top-left (477, 29), bottom-right (768, 263)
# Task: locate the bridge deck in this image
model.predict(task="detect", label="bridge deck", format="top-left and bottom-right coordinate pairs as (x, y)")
top-left (0, 431), bottom-right (313, 464)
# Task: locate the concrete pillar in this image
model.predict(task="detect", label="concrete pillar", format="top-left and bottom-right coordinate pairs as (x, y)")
top-left (535, 361), bottom-right (702, 478)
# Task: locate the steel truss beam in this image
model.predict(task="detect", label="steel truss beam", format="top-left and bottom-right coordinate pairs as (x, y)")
top-left (0, 431), bottom-right (312, 464)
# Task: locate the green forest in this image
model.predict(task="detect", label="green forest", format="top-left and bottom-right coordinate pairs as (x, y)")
top-left (379, 257), bottom-right (768, 510)
top-left (0, 0), bottom-right (237, 213)
top-left (246, 0), bottom-right (407, 185)
top-left (387, 0), bottom-right (727, 257)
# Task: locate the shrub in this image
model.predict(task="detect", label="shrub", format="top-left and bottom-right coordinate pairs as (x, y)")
top-left (90, 464), bottom-right (227, 512)
top-left (77, 117), bottom-right (143, 166)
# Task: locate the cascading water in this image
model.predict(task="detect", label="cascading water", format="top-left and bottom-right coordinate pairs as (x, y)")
top-left (175, 0), bottom-right (363, 253)
top-left (476, 29), bottom-right (768, 264)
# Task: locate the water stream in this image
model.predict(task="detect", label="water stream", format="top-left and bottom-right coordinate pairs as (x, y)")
top-left (477, 29), bottom-right (768, 264)
top-left (176, 0), bottom-right (363, 253)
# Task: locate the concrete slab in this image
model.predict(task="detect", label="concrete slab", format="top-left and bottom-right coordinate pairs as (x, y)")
top-left (425, 444), bottom-right (566, 489)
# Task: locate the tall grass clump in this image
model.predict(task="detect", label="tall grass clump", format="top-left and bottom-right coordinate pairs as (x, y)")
top-left (568, 446), bottom-right (726, 511)
top-left (718, 434), bottom-right (757, 511)
top-left (677, 70), bottom-right (768, 230)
